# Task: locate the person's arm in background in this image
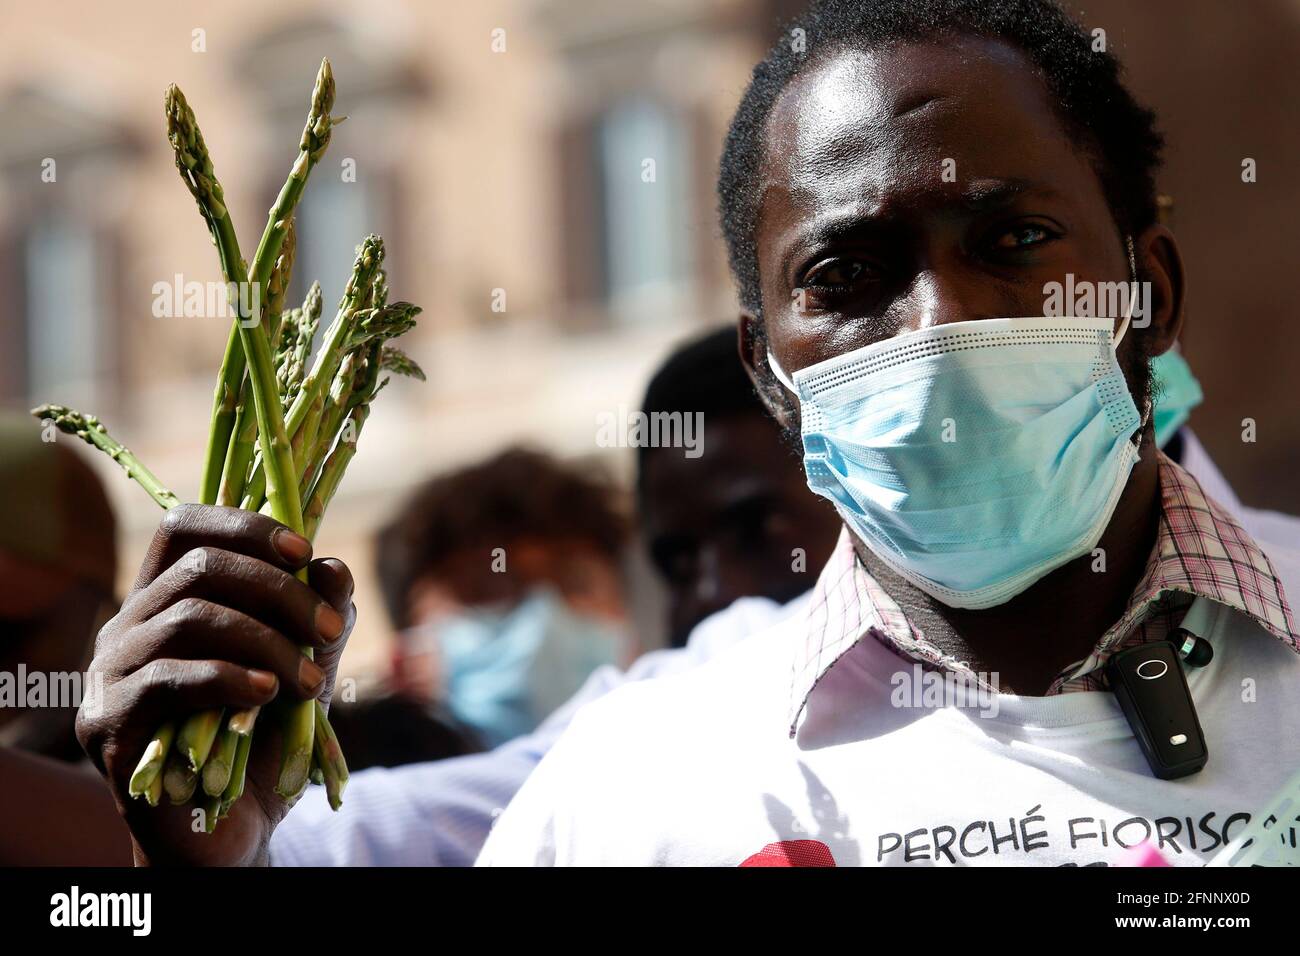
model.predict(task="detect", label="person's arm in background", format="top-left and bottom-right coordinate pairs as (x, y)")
top-left (270, 594), bottom-right (800, 866)
top-left (0, 747), bottom-right (132, 865)
top-left (270, 648), bottom-right (677, 866)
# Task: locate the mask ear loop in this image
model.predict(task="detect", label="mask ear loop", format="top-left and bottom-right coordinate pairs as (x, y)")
top-left (766, 349), bottom-right (799, 395)
top-left (1114, 234), bottom-right (1139, 348)
top-left (1117, 234), bottom-right (1155, 434)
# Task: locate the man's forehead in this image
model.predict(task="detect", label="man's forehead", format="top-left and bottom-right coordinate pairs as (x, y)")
top-left (759, 36), bottom-right (1066, 205)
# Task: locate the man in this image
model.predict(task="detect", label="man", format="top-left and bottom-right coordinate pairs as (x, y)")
top-left (0, 417), bottom-right (131, 864)
top-left (0, 416), bottom-right (118, 761)
top-left (73, 327), bottom-right (843, 866)
top-left (474, 0), bottom-right (1300, 865)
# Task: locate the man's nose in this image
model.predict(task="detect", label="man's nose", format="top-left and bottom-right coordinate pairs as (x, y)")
top-left (898, 270), bottom-right (975, 333)
top-left (895, 265), bottom-right (1006, 334)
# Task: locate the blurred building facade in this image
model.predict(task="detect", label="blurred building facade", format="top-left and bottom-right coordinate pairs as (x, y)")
top-left (1, 0), bottom-right (1297, 673)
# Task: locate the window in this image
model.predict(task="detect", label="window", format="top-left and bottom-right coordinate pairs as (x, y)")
top-left (595, 96), bottom-right (693, 320)
top-left (23, 211), bottom-right (105, 410)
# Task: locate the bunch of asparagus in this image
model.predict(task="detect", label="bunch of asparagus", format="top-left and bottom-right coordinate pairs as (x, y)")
top-left (32, 59), bottom-right (425, 831)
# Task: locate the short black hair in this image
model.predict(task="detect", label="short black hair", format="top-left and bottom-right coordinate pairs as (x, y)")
top-left (639, 325), bottom-right (764, 425)
top-left (635, 325), bottom-right (770, 489)
top-left (718, 0), bottom-right (1165, 316)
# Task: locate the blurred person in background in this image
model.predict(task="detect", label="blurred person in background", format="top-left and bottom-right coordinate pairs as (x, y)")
top-left (378, 446), bottom-right (632, 748)
top-left (0, 414), bottom-right (117, 759)
top-left (1154, 347), bottom-right (1300, 551)
top-left (0, 415), bottom-right (130, 863)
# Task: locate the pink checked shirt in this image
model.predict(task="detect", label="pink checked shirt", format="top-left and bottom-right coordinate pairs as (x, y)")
top-left (788, 452), bottom-right (1299, 736)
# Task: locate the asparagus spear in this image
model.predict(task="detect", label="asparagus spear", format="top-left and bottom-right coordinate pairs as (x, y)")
top-left (221, 220), bottom-right (297, 507)
top-left (176, 707), bottom-right (224, 772)
top-left (313, 699), bottom-right (348, 810)
top-left (299, 303), bottom-right (421, 496)
top-left (302, 342), bottom-right (424, 539)
top-left (199, 793), bottom-right (224, 834)
top-left (219, 728), bottom-right (252, 816)
top-left (370, 269), bottom-right (389, 310)
top-left (32, 405), bottom-right (181, 510)
top-left (227, 707), bottom-right (259, 736)
top-left (304, 401), bottom-right (371, 542)
top-left (219, 732), bottom-right (253, 817)
top-left (128, 721), bottom-right (176, 803)
top-left (162, 748), bottom-right (198, 804)
top-left (168, 84), bottom-right (253, 508)
top-left (181, 59), bottom-right (337, 507)
top-left (201, 718), bottom-right (240, 796)
top-left (144, 771), bottom-right (164, 808)
top-left (380, 345), bottom-right (427, 382)
top-left (277, 283), bottom-right (322, 410)
top-left (241, 237), bottom-right (386, 511)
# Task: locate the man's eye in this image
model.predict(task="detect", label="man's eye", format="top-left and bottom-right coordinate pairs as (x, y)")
top-left (993, 224), bottom-right (1055, 250)
top-left (803, 258), bottom-right (869, 289)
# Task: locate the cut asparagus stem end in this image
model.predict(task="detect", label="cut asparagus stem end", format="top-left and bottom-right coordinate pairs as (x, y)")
top-left (202, 723), bottom-right (240, 796)
top-left (202, 759), bottom-right (232, 797)
top-left (228, 706), bottom-right (260, 736)
top-left (128, 722), bottom-right (176, 800)
top-left (144, 772), bottom-right (164, 808)
top-left (162, 751), bottom-right (198, 805)
top-left (176, 708), bottom-right (224, 772)
top-left (276, 752), bottom-right (312, 800)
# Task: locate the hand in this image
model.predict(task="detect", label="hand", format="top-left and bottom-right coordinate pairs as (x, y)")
top-left (76, 504), bottom-right (355, 866)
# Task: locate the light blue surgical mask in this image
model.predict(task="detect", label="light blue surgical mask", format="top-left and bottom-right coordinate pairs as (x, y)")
top-left (769, 316), bottom-right (1147, 609)
top-left (1151, 348), bottom-right (1203, 449)
top-left (427, 589), bottom-right (621, 747)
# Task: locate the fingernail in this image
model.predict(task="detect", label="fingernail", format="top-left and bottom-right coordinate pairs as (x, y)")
top-left (273, 528), bottom-right (311, 564)
top-left (249, 669), bottom-right (278, 694)
top-left (316, 604), bottom-right (345, 642)
top-left (299, 658), bottom-right (325, 693)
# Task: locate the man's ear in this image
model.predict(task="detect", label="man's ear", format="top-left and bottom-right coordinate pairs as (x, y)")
top-left (738, 311), bottom-right (797, 432)
top-left (1133, 223), bottom-right (1186, 358)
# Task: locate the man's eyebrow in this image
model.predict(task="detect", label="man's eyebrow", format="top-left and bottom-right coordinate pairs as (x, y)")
top-left (959, 178), bottom-right (1061, 210)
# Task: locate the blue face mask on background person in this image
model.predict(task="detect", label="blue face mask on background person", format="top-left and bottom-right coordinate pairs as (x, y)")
top-left (1150, 348), bottom-right (1203, 449)
top-left (770, 315), bottom-right (1146, 609)
top-left (422, 588), bottom-right (622, 747)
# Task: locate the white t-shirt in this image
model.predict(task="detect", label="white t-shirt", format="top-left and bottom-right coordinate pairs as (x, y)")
top-left (477, 593), bottom-right (1300, 867)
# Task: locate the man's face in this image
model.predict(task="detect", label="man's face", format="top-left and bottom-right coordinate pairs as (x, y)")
top-left (750, 36), bottom-right (1164, 427)
top-left (641, 414), bottom-right (842, 646)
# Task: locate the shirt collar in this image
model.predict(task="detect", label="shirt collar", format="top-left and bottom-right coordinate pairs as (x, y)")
top-left (786, 452), bottom-right (1299, 737)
